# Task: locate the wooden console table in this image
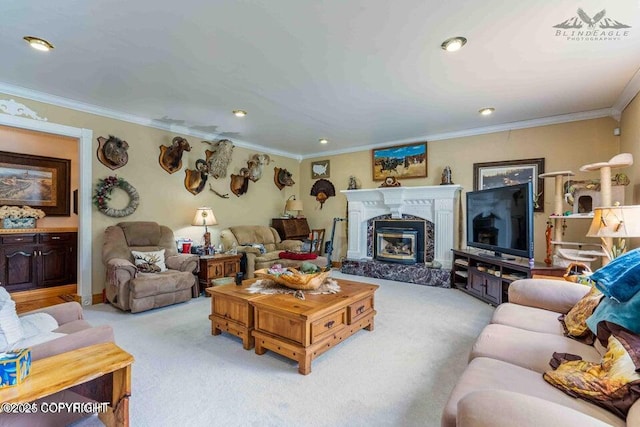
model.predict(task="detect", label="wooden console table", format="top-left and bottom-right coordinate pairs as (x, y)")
top-left (0, 342), bottom-right (133, 427)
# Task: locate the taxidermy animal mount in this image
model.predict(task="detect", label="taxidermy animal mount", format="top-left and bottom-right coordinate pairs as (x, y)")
top-left (184, 139), bottom-right (235, 197)
top-left (247, 153), bottom-right (271, 182)
top-left (201, 139), bottom-right (234, 179)
top-left (274, 167), bottom-right (295, 190)
top-left (159, 136), bottom-right (191, 174)
top-left (310, 179), bottom-right (335, 208)
top-left (184, 168), bottom-right (208, 196)
top-left (97, 135), bottom-right (129, 170)
top-left (230, 167), bottom-right (251, 197)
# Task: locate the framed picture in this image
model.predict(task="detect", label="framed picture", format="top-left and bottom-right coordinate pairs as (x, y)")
top-left (0, 151), bottom-right (71, 216)
top-left (473, 158), bottom-right (545, 212)
top-left (372, 142), bottom-right (427, 181)
top-left (311, 159), bottom-right (330, 179)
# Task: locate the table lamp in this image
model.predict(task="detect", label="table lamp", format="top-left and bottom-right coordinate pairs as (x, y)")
top-left (284, 197), bottom-right (304, 218)
top-left (192, 207), bottom-right (217, 248)
top-left (587, 205), bottom-right (640, 260)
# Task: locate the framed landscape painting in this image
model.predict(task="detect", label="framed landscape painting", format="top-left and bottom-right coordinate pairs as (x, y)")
top-left (372, 142), bottom-right (427, 181)
top-left (473, 158), bottom-right (545, 212)
top-left (0, 151), bottom-right (71, 216)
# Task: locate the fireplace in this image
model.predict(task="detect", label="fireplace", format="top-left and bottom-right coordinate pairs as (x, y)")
top-left (341, 185), bottom-right (461, 268)
top-left (375, 227), bottom-right (418, 264)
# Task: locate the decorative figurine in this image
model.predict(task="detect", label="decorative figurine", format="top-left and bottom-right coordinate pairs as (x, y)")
top-left (440, 166), bottom-right (453, 185)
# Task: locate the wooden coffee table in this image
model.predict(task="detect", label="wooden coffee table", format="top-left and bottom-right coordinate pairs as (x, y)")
top-left (206, 281), bottom-right (265, 350)
top-left (207, 278), bottom-right (378, 374)
top-left (251, 279), bottom-right (378, 375)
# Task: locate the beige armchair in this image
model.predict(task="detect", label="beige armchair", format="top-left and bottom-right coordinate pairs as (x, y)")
top-left (103, 221), bottom-right (199, 313)
top-left (220, 225), bottom-right (327, 278)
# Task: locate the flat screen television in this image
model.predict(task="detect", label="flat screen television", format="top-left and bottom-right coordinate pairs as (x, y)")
top-left (466, 182), bottom-right (534, 259)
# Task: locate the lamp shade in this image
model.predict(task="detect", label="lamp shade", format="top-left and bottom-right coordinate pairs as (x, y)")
top-left (587, 205), bottom-right (640, 238)
top-left (285, 200), bottom-right (303, 212)
top-left (191, 207), bottom-right (217, 227)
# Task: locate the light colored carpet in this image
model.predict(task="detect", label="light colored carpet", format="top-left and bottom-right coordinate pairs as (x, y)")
top-left (78, 272), bottom-right (493, 427)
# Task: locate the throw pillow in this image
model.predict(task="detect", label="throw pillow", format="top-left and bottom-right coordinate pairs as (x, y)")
top-left (543, 322), bottom-right (640, 418)
top-left (591, 247), bottom-right (640, 303)
top-left (0, 287), bottom-right (24, 352)
top-left (558, 286), bottom-right (604, 343)
top-left (132, 249), bottom-right (167, 273)
top-left (586, 287), bottom-right (640, 335)
top-left (19, 313), bottom-right (59, 340)
top-left (279, 251), bottom-right (318, 260)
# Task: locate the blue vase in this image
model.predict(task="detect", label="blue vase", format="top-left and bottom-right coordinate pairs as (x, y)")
top-left (2, 217), bottom-right (36, 229)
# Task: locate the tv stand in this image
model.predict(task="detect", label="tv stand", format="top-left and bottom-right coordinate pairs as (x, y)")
top-left (451, 249), bottom-right (565, 306)
top-left (490, 252), bottom-right (515, 261)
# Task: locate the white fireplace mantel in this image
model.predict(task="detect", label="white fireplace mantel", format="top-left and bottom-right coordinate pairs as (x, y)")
top-left (341, 185), bottom-right (462, 268)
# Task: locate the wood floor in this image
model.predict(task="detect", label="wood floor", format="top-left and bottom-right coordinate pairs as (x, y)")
top-left (12, 284), bottom-right (80, 314)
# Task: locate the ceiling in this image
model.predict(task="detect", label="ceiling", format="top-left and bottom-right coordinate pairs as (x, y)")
top-left (1, 1), bottom-right (639, 159)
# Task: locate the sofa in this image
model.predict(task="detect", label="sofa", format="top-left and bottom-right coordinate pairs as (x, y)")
top-left (442, 278), bottom-right (640, 427)
top-left (1, 299), bottom-right (114, 361)
top-left (220, 225), bottom-right (328, 278)
top-left (103, 221), bottom-right (199, 313)
top-left (0, 294), bottom-right (115, 426)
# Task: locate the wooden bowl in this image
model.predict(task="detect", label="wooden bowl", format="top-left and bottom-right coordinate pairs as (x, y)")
top-left (255, 267), bottom-right (331, 290)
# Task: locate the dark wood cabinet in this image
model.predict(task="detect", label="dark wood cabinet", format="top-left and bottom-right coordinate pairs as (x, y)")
top-left (271, 218), bottom-right (310, 240)
top-left (452, 249), bottom-right (565, 306)
top-left (0, 231), bottom-right (77, 292)
top-left (198, 254), bottom-right (242, 294)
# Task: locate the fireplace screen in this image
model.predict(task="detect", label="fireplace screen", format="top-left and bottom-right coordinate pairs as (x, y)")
top-left (374, 227), bottom-right (418, 264)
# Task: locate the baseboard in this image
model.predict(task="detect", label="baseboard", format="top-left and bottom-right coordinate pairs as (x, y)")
top-left (11, 284), bottom-right (77, 303)
top-left (92, 293), bottom-right (105, 305)
top-left (13, 284), bottom-right (78, 314)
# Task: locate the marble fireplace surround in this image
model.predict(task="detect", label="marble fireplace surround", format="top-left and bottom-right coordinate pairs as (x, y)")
top-left (341, 185), bottom-right (462, 269)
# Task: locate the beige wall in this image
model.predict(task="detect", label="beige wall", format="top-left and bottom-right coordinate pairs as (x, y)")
top-left (620, 93), bottom-right (640, 204)
top-left (0, 125), bottom-right (79, 228)
top-left (1, 90), bottom-right (634, 297)
top-left (620, 93), bottom-right (640, 248)
top-left (301, 117), bottom-right (622, 262)
top-left (0, 93), bottom-right (301, 295)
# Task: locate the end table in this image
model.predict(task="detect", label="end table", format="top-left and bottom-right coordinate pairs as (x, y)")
top-left (198, 253), bottom-right (242, 295)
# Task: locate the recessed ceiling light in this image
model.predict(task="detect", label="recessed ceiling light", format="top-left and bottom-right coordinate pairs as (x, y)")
top-left (319, 138), bottom-right (328, 144)
top-left (441, 36), bottom-right (467, 52)
top-left (479, 107), bottom-right (495, 116)
top-left (23, 36), bottom-right (54, 52)
top-left (232, 110), bottom-right (247, 117)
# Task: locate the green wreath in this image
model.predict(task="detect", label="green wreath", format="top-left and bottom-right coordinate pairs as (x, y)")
top-left (93, 176), bottom-right (139, 217)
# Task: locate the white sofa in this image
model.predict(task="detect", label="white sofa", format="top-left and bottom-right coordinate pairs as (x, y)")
top-left (442, 278), bottom-right (640, 427)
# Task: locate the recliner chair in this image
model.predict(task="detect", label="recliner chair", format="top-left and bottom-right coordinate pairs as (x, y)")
top-left (102, 221), bottom-right (199, 313)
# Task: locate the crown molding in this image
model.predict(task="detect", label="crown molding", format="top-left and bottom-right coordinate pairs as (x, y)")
top-left (612, 66), bottom-right (640, 121)
top-left (0, 81), bottom-right (615, 163)
top-left (0, 82), bottom-right (300, 160)
top-left (301, 108), bottom-right (615, 159)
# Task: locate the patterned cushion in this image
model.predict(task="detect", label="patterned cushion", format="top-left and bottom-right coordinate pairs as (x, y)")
top-left (131, 249), bottom-right (167, 273)
top-left (559, 286), bottom-right (604, 342)
top-left (543, 322), bottom-right (640, 418)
